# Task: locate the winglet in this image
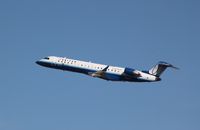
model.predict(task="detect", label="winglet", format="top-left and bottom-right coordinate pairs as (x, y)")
top-left (102, 65), bottom-right (109, 71)
top-left (89, 65), bottom-right (109, 78)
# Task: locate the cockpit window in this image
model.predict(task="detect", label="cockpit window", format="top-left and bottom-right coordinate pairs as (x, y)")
top-left (44, 57), bottom-right (49, 60)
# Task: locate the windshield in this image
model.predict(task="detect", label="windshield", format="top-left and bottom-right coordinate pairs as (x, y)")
top-left (44, 57), bottom-right (49, 60)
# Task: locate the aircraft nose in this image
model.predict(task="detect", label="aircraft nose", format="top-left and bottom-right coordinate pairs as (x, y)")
top-left (35, 61), bottom-right (41, 65)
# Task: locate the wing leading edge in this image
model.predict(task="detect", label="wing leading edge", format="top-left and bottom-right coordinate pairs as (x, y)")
top-left (89, 65), bottom-right (109, 78)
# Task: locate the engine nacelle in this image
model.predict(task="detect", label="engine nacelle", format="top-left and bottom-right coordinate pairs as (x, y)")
top-left (124, 68), bottom-right (141, 77)
top-left (124, 68), bottom-right (135, 75)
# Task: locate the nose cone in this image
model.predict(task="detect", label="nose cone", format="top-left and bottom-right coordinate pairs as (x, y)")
top-left (35, 60), bottom-right (49, 67)
top-left (35, 61), bottom-right (42, 65)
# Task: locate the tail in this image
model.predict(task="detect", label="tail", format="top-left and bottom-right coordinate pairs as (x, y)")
top-left (149, 61), bottom-right (179, 77)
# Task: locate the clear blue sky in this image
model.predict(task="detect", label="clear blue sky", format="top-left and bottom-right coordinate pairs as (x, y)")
top-left (0, 0), bottom-right (200, 130)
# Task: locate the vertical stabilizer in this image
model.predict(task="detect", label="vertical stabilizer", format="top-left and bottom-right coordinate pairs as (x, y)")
top-left (149, 61), bottom-right (179, 77)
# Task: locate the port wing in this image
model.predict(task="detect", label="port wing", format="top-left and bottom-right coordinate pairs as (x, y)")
top-left (89, 66), bottom-right (109, 78)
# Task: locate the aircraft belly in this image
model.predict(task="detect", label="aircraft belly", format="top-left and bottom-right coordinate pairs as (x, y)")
top-left (103, 73), bottom-right (121, 81)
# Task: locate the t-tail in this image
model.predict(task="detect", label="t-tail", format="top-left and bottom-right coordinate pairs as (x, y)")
top-left (149, 61), bottom-right (179, 77)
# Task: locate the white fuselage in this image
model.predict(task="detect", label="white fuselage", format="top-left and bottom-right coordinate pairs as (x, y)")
top-left (36, 56), bottom-right (159, 82)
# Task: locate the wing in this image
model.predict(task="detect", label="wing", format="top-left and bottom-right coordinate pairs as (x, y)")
top-left (89, 65), bottom-right (109, 78)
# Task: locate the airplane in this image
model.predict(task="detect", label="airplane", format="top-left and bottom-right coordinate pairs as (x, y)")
top-left (36, 56), bottom-right (178, 82)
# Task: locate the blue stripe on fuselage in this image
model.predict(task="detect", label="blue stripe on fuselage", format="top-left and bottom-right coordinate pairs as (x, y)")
top-left (38, 61), bottom-right (149, 82)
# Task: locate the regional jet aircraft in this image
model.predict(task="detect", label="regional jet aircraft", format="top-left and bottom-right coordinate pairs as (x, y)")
top-left (36, 56), bottom-right (178, 82)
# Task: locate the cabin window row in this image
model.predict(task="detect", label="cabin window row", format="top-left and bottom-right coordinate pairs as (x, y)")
top-left (57, 59), bottom-right (120, 73)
